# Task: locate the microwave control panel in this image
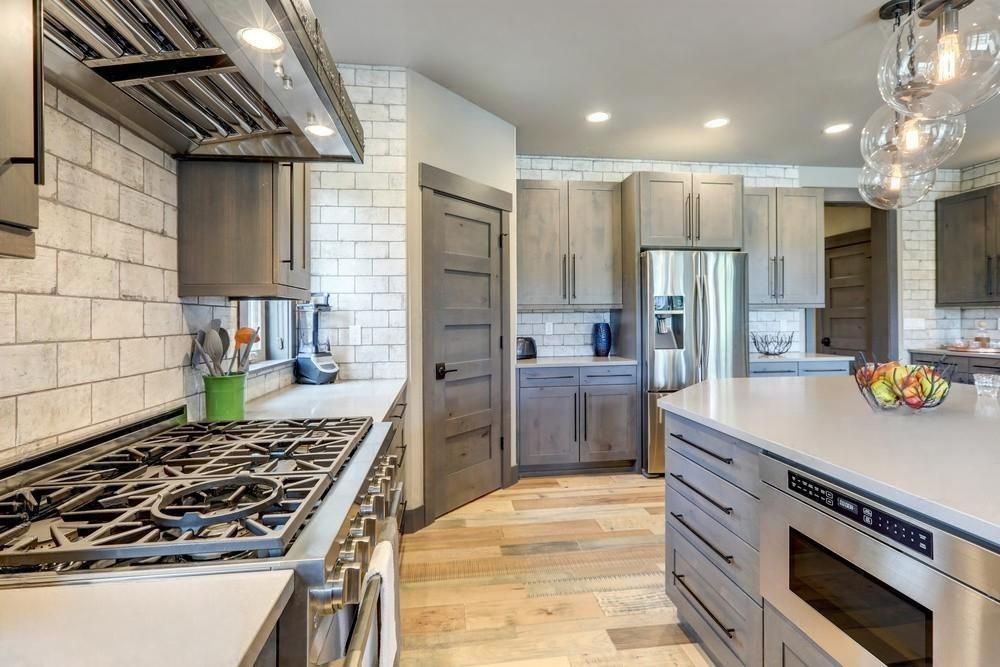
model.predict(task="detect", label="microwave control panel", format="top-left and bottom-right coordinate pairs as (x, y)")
top-left (788, 471), bottom-right (934, 558)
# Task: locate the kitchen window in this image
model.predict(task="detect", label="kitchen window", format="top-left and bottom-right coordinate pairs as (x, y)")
top-left (238, 300), bottom-right (294, 365)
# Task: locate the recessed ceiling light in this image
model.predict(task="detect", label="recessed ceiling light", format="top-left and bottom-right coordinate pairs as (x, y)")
top-left (704, 117), bottom-right (730, 129)
top-left (586, 111), bottom-right (611, 123)
top-left (824, 122), bottom-right (853, 135)
top-left (304, 124), bottom-right (335, 137)
top-left (238, 27), bottom-right (284, 53)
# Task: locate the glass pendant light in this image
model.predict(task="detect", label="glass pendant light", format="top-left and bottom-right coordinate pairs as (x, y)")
top-left (860, 105), bottom-right (966, 176)
top-left (877, 0), bottom-right (1000, 118)
top-left (858, 163), bottom-right (936, 209)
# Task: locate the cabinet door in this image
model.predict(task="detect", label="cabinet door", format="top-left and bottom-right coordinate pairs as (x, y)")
top-left (693, 174), bottom-right (743, 249)
top-left (776, 188), bottom-right (824, 306)
top-left (744, 188), bottom-right (777, 305)
top-left (287, 163), bottom-right (311, 291)
top-left (764, 604), bottom-right (839, 667)
top-left (580, 384), bottom-right (639, 462)
top-left (639, 172), bottom-right (691, 247)
top-left (518, 385), bottom-right (579, 466)
top-left (0, 0), bottom-right (42, 239)
top-left (569, 181), bottom-right (622, 306)
top-left (935, 187), bottom-right (997, 305)
top-left (517, 180), bottom-right (569, 306)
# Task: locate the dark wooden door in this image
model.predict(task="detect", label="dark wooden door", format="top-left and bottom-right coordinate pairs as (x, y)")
top-left (423, 190), bottom-right (503, 519)
top-left (517, 180), bottom-right (568, 306)
top-left (568, 181), bottom-right (622, 306)
top-left (518, 385), bottom-right (579, 466)
top-left (935, 187), bottom-right (998, 305)
top-left (580, 384), bottom-right (639, 463)
top-left (819, 231), bottom-right (871, 358)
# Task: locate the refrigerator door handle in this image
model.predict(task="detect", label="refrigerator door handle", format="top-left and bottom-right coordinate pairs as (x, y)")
top-left (700, 272), bottom-right (709, 381)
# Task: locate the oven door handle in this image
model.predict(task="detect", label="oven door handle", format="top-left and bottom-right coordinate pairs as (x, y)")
top-left (669, 473), bottom-right (734, 514)
top-left (319, 574), bottom-right (383, 667)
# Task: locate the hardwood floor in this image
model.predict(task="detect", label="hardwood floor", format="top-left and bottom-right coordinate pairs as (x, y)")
top-left (399, 474), bottom-right (712, 666)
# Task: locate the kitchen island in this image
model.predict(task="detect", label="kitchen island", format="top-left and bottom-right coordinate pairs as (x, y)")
top-left (657, 377), bottom-right (1000, 667)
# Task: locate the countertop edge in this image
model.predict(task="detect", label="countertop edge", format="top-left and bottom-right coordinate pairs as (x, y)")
top-left (659, 400), bottom-right (999, 548)
top-left (515, 356), bottom-right (638, 368)
top-left (909, 347), bottom-right (1000, 360)
top-left (241, 572), bottom-right (294, 667)
top-left (749, 353), bottom-right (854, 363)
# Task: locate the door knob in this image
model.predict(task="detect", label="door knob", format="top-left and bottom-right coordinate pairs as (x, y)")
top-left (435, 363), bottom-right (457, 380)
top-left (821, 337), bottom-right (831, 346)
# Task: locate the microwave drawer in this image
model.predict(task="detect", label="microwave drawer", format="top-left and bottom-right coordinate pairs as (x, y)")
top-left (668, 452), bottom-right (759, 549)
top-left (666, 416), bottom-right (760, 496)
top-left (668, 526), bottom-right (763, 667)
top-left (667, 485), bottom-right (760, 602)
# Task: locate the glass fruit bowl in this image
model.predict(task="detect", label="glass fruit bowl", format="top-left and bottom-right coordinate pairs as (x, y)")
top-left (853, 353), bottom-right (954, 413)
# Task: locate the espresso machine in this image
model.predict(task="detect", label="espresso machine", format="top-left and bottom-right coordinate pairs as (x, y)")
top-left (295, 294), bottom-right (339, 384)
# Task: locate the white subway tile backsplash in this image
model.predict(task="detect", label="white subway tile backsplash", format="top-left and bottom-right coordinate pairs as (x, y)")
top-left (0, 345), bottom-right (58, 398)
top-left (16, 385), bottom-right (91, 445)
top-left (57, 252), bottom-right (119, 298)
top-left (0, 295), bottom-right (13, 345)
top-left (36, 199), bottom-right (91, 252)
top-left (58, 160), bottom-right (119, 218)
top-left (144, 303), bottom-right (183, 337)
top-left (92, 133), bottom-right (144, 189)
top-left (120, 337), bottom-right (165, 376)
top-left (57, 92), bottom-right (118, 140)
top-left (143, 368), bottom-right (184, 409)
top-left (91, 299), bottom-right (143, 339)
top-left (58, 340), bottom-right (119, 386)
top-left (119, 187), bottom-right (164, 232)
top-left (44, 106), bottom-right (92, 166)
top-left (143, 231), bottom-right (177, 270)
top-left (16, 294), bottom-right (91, 342)
top-left (0, 247), bottom-right (57, 294)
top-left (91, 376), bottom-right (145, 423)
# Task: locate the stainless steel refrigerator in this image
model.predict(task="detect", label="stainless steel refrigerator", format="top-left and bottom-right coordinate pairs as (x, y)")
top-left (641, 250), bottom-right (748, 475)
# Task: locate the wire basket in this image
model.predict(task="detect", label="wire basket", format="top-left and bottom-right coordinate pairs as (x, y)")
top-left (750, 332), bottom-right (794, 356)
top-left (853, 352), bottom-right (955, 412)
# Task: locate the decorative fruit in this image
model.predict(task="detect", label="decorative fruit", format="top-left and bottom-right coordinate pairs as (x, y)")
top-left (870, 377), bottom-right (900, 407)
top-left (854, 358), bottom-right (951, 411)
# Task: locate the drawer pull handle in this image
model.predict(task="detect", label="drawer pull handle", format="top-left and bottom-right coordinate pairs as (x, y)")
top-left (669, 474), bottom-right (734, 515)
top-left (672, 572), bottom-right (735, 639)
top-left (670, 512), bottom-right (734, 563)
top-left (752, 369), bottom-right (794, 375)
top-left (588, 373), bottom-right (634, 378)
top-left (669, 434), bottom-right (733, 465)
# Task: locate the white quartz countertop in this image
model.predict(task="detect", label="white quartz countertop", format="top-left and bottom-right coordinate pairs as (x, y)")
top-left (246, 378), bottom-right (406, 422)
top-left (910, 347), bottom-right (1000, 360)
top-left (659, 377), bottom-right (1000, 546)
top-left (0, 571), bottom-right (293, 667)
top-left (750, 352), bottom-right (853, 363)
top-left (516, 356), bottom-right (637, 368)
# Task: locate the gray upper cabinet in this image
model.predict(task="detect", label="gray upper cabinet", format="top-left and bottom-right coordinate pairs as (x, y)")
top-left (628, 172), bottom-right (743, 249)
top-left (517, 179), bottom-right (622, 308)
top-left (178, 161), bottom-right (312, 300)
top-left (743, 187), bottom-right (825, 307)
top-left (0, 0), bottom-right (44, 259)
top-left (936, 186), bottom-right (1000, 306)
top-left (569, 181), bottom-right (623, 306)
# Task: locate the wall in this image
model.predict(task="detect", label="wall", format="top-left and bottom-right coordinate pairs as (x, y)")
top-left (824, 205), bottom-right (871, 237)
top-left (406, 70), bottom-right (517, 511)
top-left (309, 65), bottom-right (408, 380)
top-left (515, 155), bottom-right (807, 354)
top-left (0, 85), bottom-right (292, 466)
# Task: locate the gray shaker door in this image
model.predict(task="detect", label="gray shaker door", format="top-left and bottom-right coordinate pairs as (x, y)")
top-left (580, 384), bottom-right (639, 463)
top-left (423, 190), bottom-right (504, 518)
top-left (935, 187), bottom-right (996, 305)
top-left (643, 251), bottom-right (698, 391)
top-left (639, 172), bottom-right (691, 247)
top-left (743, 188), bottom-right (777, 305)
top-left (518, 385), bottom-right (579, 466)
top-left (776, 188), bottom-right (825, 306)
top-left (568, 181), bottom-right (623, 306)
top-left (517, 180), bottom-right (569, 306)
top-left (693, 174), bottom-right (743, 249)
top-left (698, 252), bottom-right (748, 381)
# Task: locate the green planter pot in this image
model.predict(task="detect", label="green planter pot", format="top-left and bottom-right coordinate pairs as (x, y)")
top-left (203, 373), bottom-right (247, 422)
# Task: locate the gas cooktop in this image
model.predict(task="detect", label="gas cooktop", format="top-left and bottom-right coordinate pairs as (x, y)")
top-left (0, 417), bottom-right (373, 572)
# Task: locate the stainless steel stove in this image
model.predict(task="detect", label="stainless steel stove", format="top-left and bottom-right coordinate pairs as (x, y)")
top-left (0, 411), bottom-right (405, 667)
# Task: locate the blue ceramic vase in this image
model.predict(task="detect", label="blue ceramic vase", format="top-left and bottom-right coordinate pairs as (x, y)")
top-left (593, 323), bottom-right (612, 357)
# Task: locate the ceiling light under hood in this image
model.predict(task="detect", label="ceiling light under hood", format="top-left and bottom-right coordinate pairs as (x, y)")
top-left (239, 27), bottom-right (284, 53)
top-left (305, 123), bottom-right (335, 137)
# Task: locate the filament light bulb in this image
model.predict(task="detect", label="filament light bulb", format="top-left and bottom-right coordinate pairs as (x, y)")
top-left (937, 9), bottom-right (961, 83)
top-left (889, 164), bottom-right (903, 192)
top-left (902, 119), bottom-right (922, 152)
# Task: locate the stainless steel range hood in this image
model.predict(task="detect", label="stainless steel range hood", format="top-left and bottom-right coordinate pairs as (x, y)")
top-left (42, 0), bottom-right (364, 162)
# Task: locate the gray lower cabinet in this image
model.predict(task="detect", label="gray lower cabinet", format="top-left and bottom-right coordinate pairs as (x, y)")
top-left (517, 365), bottom-right (638, 469)
top-left (516, 180), bottom-right (623, 309)
top-left (178, 161), bottom-right (311, 300)
top-left (518, 385), bottom-right (580, 466)
top-left (910, 351), bottom-right (1000, 385)
top-left (665, 413), bottom-right (763, 667)
top-left (625, 172), bottom-right (743, 249)
top-left (744, 188), bottom-right (825, 307)
top-left (764, 603), bottom-right (840, 667)
top-left (749, 359), bottom-right (850, 377)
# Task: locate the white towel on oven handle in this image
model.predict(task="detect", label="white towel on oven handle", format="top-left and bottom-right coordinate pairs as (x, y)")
top-left (363, 540), bottom-right (399, 667)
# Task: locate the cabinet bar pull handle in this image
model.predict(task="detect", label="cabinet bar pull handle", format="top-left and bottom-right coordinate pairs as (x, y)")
top-left (562, 254), bottom-right (567, 298)
top-left (669, 473), bottom-right (733, 514)
top-left (684, 193), bottom-right (691, 239)
top-left (572, 254), bottom-right (577, 299)
top-left (988, 256), bottom-right (994, 296)
top-left (32, 0), bottom-right (45, 185)
top-left (573, 393), bottom-right (578, 442)
top-left (670, 512), bottom-right (734, 563)
top-left (672, 572), bottom-right (736, 638)
top-left (583, 392), bottom-right (588, 440)
top-left (695, 194), bottom-right (701, 240)
top-left (779, 256), bottom-right (785, 298)
top-left (767, 256), bottom-right (774, 298)
top-left (669, 433), bottom-right (733, 464)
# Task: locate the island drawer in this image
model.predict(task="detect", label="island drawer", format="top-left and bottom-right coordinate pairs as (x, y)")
top-left (667, 485), bottom-right (760, 602)
top-left (518, 367), bottom-right (580, 387)
top-left (749, 361), bottom-right (798, 376)
top-left (668, 452), bottom-right (759, 548)
top-left (969, 358), bottom-right (1000, 375)
top-left (668, 526), bottom-right (763, 667)
top-left (666, 415), bottom-right (760, 497)
top-left (579, 365), bottom-right (637, 385)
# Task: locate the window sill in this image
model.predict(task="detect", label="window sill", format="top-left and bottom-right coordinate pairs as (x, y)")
top-left (247, 359), bottom-right (295, 377)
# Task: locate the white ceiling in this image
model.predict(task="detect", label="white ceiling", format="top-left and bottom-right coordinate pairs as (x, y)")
top-left (316, 0), bottom-right (1000, 169)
